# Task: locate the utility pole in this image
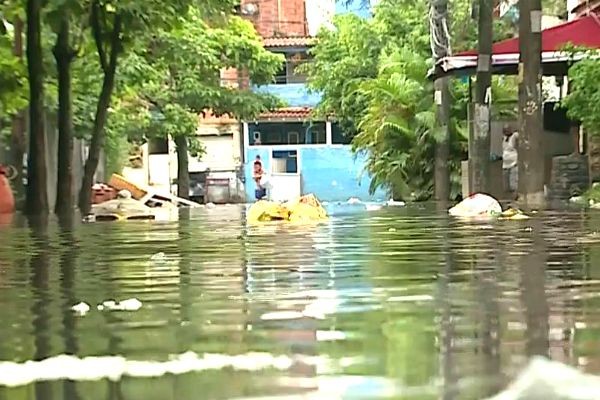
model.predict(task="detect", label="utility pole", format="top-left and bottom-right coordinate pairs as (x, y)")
top-left (430, 0), bottom-right (451, 201)
top-left (471, 0), bottom-right (493, 194)
top-left (518, 0), bottom-right (545, 207)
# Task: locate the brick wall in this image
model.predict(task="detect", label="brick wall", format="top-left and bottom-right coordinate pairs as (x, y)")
top-left (242, 0), bottom-right (307, 38)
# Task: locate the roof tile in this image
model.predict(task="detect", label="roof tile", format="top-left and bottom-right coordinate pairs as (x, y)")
top-left (263, 36), bottom-right (315, 48)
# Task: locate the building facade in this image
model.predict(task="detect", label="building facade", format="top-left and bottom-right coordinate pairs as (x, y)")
top-left (240, 0), bottom-right (386, 203)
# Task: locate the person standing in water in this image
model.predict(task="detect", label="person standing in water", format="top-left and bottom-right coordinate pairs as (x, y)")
top-left (253, 156), bottom-right (267, 200)
top-left (502, 125), bottom-right (519, 199)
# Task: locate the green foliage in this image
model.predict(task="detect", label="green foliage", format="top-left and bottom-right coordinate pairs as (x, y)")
top-left (352, 49), bottom-right (467, 200)
top-left (89, 9), bottom-right (282, 174)
top-left (306, 0), bottom-right (518, 200)
top-left (0, 20), bottom-right (28, 118)
top-left (563, 51), bottom-right (600, 135)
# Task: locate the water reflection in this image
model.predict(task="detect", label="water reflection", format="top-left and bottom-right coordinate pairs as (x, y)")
top-left (0, 206), bottom-right (599, 399)
top-left (28, 216), bottom-right (53, 400)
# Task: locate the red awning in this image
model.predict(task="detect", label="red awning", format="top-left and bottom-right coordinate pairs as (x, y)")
top-left (458, 14), bottom-right (600, 56)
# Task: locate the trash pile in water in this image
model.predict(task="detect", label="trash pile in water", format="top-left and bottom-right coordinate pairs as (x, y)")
top-left (247, 194), bottom-right (328, 223)
top-left (87, 174), bottom-right (201, 222)
top-left (448, 193), bottom-right (530, 220)
top-left (488, 357), bottom-right (600, 400)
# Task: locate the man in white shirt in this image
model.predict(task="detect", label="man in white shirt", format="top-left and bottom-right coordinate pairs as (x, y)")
top-left (502, 125), bottom-right (519, 198)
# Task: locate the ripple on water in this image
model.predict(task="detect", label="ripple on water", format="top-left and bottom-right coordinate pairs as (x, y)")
top-left (0, 205), bottom-right (599, 399)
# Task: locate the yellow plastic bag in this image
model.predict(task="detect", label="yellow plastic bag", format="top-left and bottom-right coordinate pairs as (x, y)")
top-left (247, 194), bottom-right (328, 224)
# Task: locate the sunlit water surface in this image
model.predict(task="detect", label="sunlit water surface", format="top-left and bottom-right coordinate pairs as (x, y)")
top-left (0, 203), bottom-right (599, 399)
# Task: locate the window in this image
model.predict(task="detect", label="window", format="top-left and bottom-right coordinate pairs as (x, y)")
top-left (148, 138), bottom-right (169, 154)
top-left (249, 122), bottom-right (327, 145)
top-left (307, 125), bottom-right (326, 144)
top-left (272, 51), bottom-right (312, 85)
top-left (272, 150), bottom-right (298, 174)
top-left (288, 131), bottom-right (300, 144)
top-left (332, 123), bottom-right (352, 145)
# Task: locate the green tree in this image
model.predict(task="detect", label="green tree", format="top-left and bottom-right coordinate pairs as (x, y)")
top-left (47, 0), bottom-right (88, 216)
top-left (305, 0), bottom-right (517, 199)
top-left (353, 48), bottom-right (467, 199)
top-left (76, 0), bottom-right (239, 214)
top-left (0, 7), bottom-right (28, 204)
top-left (114, 11), bottom-right (282, 198)
top-left (563, 54), bottom-right (600, 135)
top-left (25, 0), bottom-right (48, 215)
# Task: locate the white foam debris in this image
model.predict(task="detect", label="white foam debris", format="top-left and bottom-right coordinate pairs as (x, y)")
top-left (150, 252), bottom-right (166, 261)
top-left (347, 197), bottom-right (362, 204)
top-left (316, 330), bottom-right (346, 342)
top-left (302, 298), bottom-right (341, 320)
top-left (0, 352), bottom-right (295, 388)
top-left (97, 298), bottom-right (142, 312)
top-left (387, 295), bottom-right (434, 302)
top-left (365, 204), bottom-right (383, 211)
top-left (488, 357), bottom-right (600, 400)
top-left (260, 311), bottom-right (304, 321)
top-left (386, 199), bottom-right (406, 207)
top-left (206, 202), bottom-right (216, 209)
top-left (70, 302), bottom-right (91, 316)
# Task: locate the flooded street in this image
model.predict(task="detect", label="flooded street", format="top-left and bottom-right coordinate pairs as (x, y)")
top-left (0, 204), bottom-right (599, 399)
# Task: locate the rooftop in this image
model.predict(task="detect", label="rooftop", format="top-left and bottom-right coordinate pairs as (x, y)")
top-left (262, 36), bottom-right (315, 49)
top-left (258, 106), bottom-right (313, 121)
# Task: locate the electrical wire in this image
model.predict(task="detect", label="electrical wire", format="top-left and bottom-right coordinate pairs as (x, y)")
top-left (429, 2), bottom-right (452, 60)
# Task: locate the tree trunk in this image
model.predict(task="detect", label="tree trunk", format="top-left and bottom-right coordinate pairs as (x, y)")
top-left (78, 12), bottom-right (121, 215)
top-left (434, 77), bottom-right (451, 201)
top-left (54, 14), bottom-right (75, 216)
top-left (471, 0), bottom-right (493, 194)
top-left (518, 0), bottom-right (545, 208)
top-left (430, 0), bottom-right (452, 201)
top-left (175, 135), bottom-right (190, 199)
top-left (11, 17), bottom-right (26, 206)
top-left (25, 0), bottom-right (49, 215)
top-left (78, 65), bottom-right (117, 214)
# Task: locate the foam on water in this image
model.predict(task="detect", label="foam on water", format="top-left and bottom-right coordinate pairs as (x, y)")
top-left (0, 352), bottom-right (296, 387)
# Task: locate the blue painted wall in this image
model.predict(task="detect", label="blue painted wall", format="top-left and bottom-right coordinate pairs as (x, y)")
top-left (253, 83), bottom-right (321, 108)
top-left (245, 145), bottom-right (387, 202)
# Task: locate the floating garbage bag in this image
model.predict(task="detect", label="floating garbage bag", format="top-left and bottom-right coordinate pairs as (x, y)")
top-left (487, 356), bottom-right (600, 400)
top-left (248, 194), bottom-right (328, 223)
top-left (449, 193), bottom-right (502, 218)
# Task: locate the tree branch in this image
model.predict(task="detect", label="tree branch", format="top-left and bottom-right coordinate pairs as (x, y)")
top-left (90, 0), bottom-right (108, 72)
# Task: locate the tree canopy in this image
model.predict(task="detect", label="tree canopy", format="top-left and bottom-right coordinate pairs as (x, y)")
top-left (305, 0), bottom-right (517, 199)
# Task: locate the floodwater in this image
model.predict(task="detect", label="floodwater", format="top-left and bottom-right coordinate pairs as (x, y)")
top-left (0, 203), bottom-right (599, 399)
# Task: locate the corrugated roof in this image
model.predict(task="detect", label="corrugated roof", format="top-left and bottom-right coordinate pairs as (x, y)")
top-left (263, 36), bottom-right (315, 48)
top-left (259, 107), bottom-right (313, 120)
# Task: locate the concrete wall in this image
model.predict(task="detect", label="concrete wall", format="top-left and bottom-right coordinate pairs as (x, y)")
top-left (244, 145), bottom-right (386, 202)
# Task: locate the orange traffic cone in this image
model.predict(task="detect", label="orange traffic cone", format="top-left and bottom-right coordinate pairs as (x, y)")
top-left (0, 165), bottom-right (16, 214)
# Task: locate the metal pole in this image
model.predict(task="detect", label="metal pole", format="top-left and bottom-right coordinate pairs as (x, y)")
top-left (471, 0), bottom-right (493, 194)
top-left (518, 0), bottom-right (545, 207)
